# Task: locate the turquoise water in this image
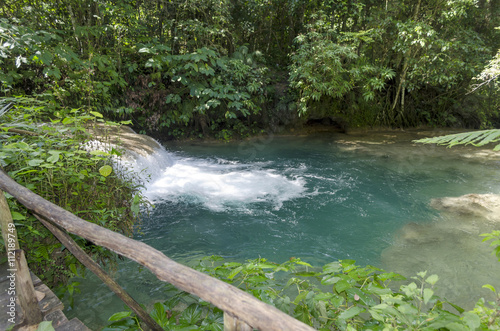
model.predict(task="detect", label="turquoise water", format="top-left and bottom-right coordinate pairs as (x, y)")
top-left (65, 133), bottom-right (500, 328)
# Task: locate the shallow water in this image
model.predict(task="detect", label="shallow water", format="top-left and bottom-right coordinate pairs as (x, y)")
top-left (65, 132), bottom-right (500, 328)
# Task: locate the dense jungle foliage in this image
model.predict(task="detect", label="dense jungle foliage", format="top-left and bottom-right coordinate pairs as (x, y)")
top-left (0, 101), bottom-right (146, 292)
top-left (1, 0), bottom-right (500, 330)
top-left (1, 0), bottom-right (499, 140)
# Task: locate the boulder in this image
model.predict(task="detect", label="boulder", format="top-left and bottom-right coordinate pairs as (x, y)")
top-left (430, 194), bottom-right (500, 223)
top-left (86, 123), bottom-right (163, 157)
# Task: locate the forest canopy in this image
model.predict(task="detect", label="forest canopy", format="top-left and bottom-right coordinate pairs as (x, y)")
top-left (1, 0), bottom-right (499, 139)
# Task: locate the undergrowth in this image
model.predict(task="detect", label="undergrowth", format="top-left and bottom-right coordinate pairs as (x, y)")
top-left (0, 98), bottom-right (148, 295)
top-left (106, 250), bottom-right (500, 330)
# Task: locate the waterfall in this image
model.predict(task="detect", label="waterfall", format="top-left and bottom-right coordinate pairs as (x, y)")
top-left (142, 154), bottom-right (306, 211)
top-left (84, 132), bottom-right (306, 211)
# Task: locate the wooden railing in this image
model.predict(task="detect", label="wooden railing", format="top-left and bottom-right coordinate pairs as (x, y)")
top-left (0, 169), bottom-right (316, 331)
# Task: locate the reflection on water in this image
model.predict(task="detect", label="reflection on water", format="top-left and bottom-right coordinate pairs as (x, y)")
top-left (64, 131), bottom-right (500, 328)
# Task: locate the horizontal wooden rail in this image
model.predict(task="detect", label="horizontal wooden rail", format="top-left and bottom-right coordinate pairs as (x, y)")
top-left (0, 170), bottom-right (315, 331)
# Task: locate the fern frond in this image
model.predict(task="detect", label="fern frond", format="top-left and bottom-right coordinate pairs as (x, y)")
top-left (0, 102), bottom-right (13, 117)
top-left (414, 129), bottom-right (500, 148)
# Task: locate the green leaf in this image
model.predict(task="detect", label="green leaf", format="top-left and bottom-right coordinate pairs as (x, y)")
top-left (314, 292), bottom-right (334, 301)
top-left (108, 311), bottom-right (131, 321)
top-left (293, 305), bottom-right (311, 324)
top-left (447, 301), bottom-right (465, 314)
top-left (295, 260), bottom-right (313, 268)
top-left (482, 284), bottom-right (496, 293)
top-left (293, 291), bottom-right (308, 305)
top-left (331, 295), bottom-right (345, 308)
top-left (90, 150), bottom-right (109, 156)
top-left (150, 302), bottom-right (168, 326)
top-left (423, 288), bottom-right (434, 305)
top-left (369, 308), bottom-right (384, 322)
top-left (338, 306), bottom-right (362, 320)
top-left (347, 288), bottom-right (375, 306)
top-left (414, 130), bottom-right (500, 148)
top-left (444, 322), bottom-right (469, 331)
top-left (28, 159), bottom-right (44, 166)
top-left (69, 263), bottom-right (78, 276)
top-left (99, 165), bottom-right (113, 177)
top-left (11, 211), bottom-right (26, 220)
top-left (36, 321), bottom-right (55, 331)
top-left (322, 262), bottom-right (341, 274)
top-left (321, 275), bottom-right (341, 285)
top-left (227, 266), bottom-right (244, 280)
top-left (425, 274), bottom-right (439, 285)
top-left (131, 194), bottom-right (141, 215)
top-left (335, 280), bottom-right (352, 293)
top-left (462, 312), bottom-right (480, 330)
top-left (47, 151), bottom-right (61, 163)
top-left (181, 304), bottom-right (202, 325)
top-left (294, 271), bottom-right (317, 277)
top-left (90, 111), bottom-right (103, 118)
top-left (62, 117), bottom-right (74, 125)
top-left (228, 101), bottom-right (243, 109)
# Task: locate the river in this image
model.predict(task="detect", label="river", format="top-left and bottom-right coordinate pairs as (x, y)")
top-left (65, 130), bottom-right (500, 329)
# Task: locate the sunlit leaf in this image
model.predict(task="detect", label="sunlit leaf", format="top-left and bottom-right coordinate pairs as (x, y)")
top-left (90, 111), bottom-right (103, 118)
top-left (423, 288), bottom-right (434, 305)
top-left (47, 151), bottom-right (61, 163)
top-left (28, 159), bottom-right (44, 166)
top-left (482, 284), bottom-right (496, 293)
top-left (425, 274), bottom-right (439, 285)
top-left (108, 311), bottom-right (131, 321)
top-left (99, 165), bottom-right (113, 177)
top-left (36, 321), bottom-right (55, 331)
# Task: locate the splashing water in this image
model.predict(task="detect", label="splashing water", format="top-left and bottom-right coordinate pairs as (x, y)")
top-left (144, 155), bottom-right (306, 211)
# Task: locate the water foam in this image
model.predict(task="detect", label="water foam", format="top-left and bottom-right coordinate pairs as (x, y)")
top-left (84, 138), bottom-right (307, 211)
top-left (144, 155), bottom-right (306, 211)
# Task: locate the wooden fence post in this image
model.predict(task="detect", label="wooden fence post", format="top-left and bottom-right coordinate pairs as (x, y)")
top-left (14, 249), bottom-right (44, 325)
top-left (34, 214), bottom-right (163, 331)
top-left (0, 189), bottom-right (19, 250)
top-left (0, 190), bottom-right (43, 326)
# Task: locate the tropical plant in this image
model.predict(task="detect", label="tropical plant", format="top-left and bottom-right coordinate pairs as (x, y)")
top-left (105, 256), bottom-right (500, 330)
top-left (415, 130), bottom-right (500, 150)
top-left (0, 98), bottom-right (146, 289)
top-left (3, 0), bottom-right (498, 136)
top-left (289, 11), bottom-right (395, 121)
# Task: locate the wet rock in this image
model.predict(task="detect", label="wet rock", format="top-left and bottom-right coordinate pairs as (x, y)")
top-left (86, 123), bottom-right (163, 157)
top-left (430, 194), bottom-right (500, 223)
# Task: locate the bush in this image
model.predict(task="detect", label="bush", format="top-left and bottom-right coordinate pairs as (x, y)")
top-left (106, 256), bottom-right (500, 330)
top-left (0, 99), bottom-right (146, 289)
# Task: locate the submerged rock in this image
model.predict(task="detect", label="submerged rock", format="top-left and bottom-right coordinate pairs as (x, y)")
top-left (396, 222), bottom-right (445, 245)
top-left (381, 193), bottom-right (500, 310)
top-left (430, 194), bottom-right (500, 223)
